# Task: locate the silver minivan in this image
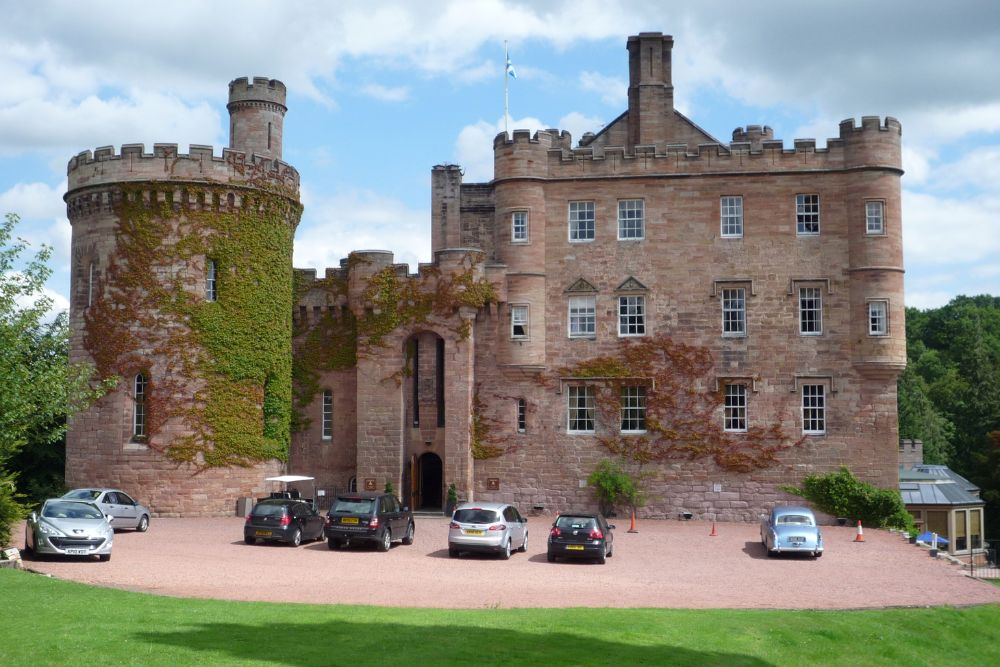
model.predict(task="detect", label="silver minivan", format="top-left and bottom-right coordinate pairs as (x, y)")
top-left (448, 502), bottom-right (528, 559)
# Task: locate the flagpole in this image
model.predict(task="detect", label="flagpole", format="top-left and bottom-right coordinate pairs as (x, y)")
top-left (504, 40), bottom-right (509, 137)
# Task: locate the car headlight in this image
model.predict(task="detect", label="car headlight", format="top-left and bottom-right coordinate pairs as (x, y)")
top-left (37, 521), bottom-right (66, 537)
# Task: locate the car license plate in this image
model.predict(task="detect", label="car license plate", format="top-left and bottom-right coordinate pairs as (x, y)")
top-left (566, 544), bottom-right (585, 551)
top-left (341, 517), bottom-right (359, 525)
top-left (464, 529), bottom-right (484, 535)
top-left (255, 530), bottom-right (271, 537)
top-left (66, 548), bottom-right (88, 555)
top-left (788, 536), bottom-right (805, 543)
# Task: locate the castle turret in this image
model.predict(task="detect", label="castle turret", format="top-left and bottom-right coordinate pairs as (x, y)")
top-left (65, 77), bottom-right (301, 516)
top-left (228, 77), bottom-right (287, 160)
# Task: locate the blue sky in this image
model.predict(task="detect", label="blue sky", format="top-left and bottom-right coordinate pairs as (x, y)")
top-left (2, 0), bottom-right (998, 313)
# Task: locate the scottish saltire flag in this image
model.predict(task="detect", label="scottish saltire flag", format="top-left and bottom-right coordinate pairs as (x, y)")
top-left (506, 53), bottom-right (517, 79)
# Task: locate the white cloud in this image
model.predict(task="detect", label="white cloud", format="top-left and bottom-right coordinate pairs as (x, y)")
top-left (558, 112), bottom-right (605, 145)
top-left (579, 71), bottom-right (627, 107)
top-left (294, 185), bottom-right (430, 272)
top-left (0, 181), bottom-right (66, 219)
top-left (360, 83), bottom-right (410, 103)
top-left (454, 115), bottom-right (547, 182)
top-left (903, 190), bottom-right (1000, 265)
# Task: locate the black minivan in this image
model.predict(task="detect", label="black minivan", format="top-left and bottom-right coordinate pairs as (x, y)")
top-left (325, 493), bottom-right (414, 551)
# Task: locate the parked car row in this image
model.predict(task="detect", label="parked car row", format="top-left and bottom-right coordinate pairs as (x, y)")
top-left (23, 488), bottom-right (153, 562)
top-left (242, 494), bottom-right (618, 565)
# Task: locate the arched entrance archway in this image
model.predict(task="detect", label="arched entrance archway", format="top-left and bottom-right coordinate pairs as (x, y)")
top-left (418, 453), bottom-right (443, 510)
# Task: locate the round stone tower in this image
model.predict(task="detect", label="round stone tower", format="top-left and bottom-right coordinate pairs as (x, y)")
top-left (64, 78), bottom-right (301, 516)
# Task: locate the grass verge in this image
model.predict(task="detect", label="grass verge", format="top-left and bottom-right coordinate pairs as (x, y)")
top-left (2, 569), bottom-right (999, 666)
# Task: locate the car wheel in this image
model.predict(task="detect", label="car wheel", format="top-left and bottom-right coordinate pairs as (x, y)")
top-left (99, 553), bottom-right (111, 562)
top-left (244, 536), bottom-right (255, 545)
top-left (377, 529), bottom-right (391, 552)
top-left (518, 531), bottom-right (528, 553)
top-left (137, 515), bottom-right (149, 532)
top-left (500, 539), bottom-right (511, 560)
top-left (328, 538), bottom-right (339, 550)
top-left (402, 522), bottom-right (415, 545)
top-left (597, 544), bottom-right (607, 564)
top-left (546, 552), bottom-right (556, 563)
top-left (448, 547), bottom-right (459, 558)
top-left (607, 543), bottom-right (614, 557)
top-left (290, 529), bottom-right (302, 547)
top-left (814, 551), bottom-right (823, 558)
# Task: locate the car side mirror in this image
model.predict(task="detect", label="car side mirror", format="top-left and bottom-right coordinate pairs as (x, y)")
top-left (106, 515), bottom-right (114, 522)
top-left (402, 506), bottom-right (409, 512)
top-left (608, 524), bottom-right (616, 530)
top-left (522, 517), bottom-right (528, 523)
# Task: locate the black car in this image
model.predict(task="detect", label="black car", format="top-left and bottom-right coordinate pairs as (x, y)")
top-left (244, 498), bottom-right (325, 546)
top-left (324, 493), bottom-right (414, 551)
top-left (546, 512), bottom-right (615, 564)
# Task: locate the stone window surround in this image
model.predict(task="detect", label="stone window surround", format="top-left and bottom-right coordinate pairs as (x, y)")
top-left (720, 195), bottom-right (744, 238)
top-left (510, 303), bottom-right (529, 339)
top-left (566, 385), bottom-right (596, 433)
top-left (511, 209), bottom-right (529, 243)
top-left (568, 200), bottom-right (596, 242)
top-left (568, 294), bottom-right (596, 338)
top-left (620, 385), bottom-right (647, 433)
top-left (793, 375), bottom-right (834, 436)
top-left (865, 199), bottom-right (886, 235)
top-left (617, 198), bottom-right (645, 241)
top-left (796, 193), bottom-right (820, 235)
top-left (617, 294), bottom-right (646, 337)
top-left (867, 298), bottom-right (889, 336)
top-left (723, 382), bottom-right (748, 432)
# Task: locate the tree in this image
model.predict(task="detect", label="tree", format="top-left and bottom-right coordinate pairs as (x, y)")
top-left (0, 213), bottom-right (108, 546)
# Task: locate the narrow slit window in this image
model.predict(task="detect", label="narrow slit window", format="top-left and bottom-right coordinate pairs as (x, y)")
top-left (133, 373), bottom-right (148, 441)
top-left (516, 398), bottom-right (527, 433)
top-left (322, 389), bottom-right (333, 440)
top-left (87, 261), bottom-right (95, 307)
top-left (206, 259), bottom-right (218, 301)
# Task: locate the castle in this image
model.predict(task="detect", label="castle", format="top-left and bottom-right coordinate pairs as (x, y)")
top-left (65, 33), bottom-right (905, 518)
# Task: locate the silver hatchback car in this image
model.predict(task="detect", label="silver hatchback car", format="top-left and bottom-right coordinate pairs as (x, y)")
top-left (448, 502), bottom-right (528, 559)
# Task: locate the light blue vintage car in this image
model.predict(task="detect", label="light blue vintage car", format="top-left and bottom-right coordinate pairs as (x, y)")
top-left (760, 505), bottom-right (824, 558)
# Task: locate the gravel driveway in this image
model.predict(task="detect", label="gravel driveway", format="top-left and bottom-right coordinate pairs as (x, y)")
top-left (18, 516), bottom-right (1000, 609)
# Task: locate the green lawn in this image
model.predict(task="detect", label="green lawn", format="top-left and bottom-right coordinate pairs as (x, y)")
top-left (3, 569), bottom-right (999, 666)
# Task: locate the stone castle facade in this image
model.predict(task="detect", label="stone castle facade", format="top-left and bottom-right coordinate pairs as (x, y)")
top-left (65, 33), bottom-right (905, 518)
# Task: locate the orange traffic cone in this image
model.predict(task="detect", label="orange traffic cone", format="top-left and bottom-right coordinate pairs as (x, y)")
top-left (854, 520), bottom-right (865, 543)
top-left (709, 522), bottom-right (718, 537)
top-left (627, 509), bottom-right (638, 533)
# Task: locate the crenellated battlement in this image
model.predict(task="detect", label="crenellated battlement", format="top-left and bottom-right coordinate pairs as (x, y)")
top-left (228, 77), bottom-right (287, 110)
top-left (66, 143), bottom-right (300, 194)
top-left (493, 116), bottom-right (901, 181)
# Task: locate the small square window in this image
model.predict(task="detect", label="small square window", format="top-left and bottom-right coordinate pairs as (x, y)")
top-left (568, 295), bottom-right (596, 338)
top-left (569, 201), bottom-right (595, 242)
top-left (512, 211), bottom-right (529, 242)
top-left (618, 199), bottom-right (644, 240)
top-left (511, 304), bottom-right (529, 339)
top-left (866, 201), bottom-right (885, 235)
top-left (721, 196), bottom-right (743, 238)
top-left (796, 194), bottom-right (820, 235)
top-left (868, 300), bottom-right (888, 336)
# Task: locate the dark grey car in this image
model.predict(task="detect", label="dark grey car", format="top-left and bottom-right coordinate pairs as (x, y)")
top-left (324, 493), bottom-right (414, 551)
top-left (547, 512), bottom-right (615, 564)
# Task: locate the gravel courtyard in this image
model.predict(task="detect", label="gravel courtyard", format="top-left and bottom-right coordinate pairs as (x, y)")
top-left (19, 516), bottom-right (1000, 609)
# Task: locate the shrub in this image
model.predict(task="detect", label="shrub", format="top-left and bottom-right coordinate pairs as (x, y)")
top-left (384, 480), bottom-right (395, 495)
top-left (587, 459), bottom-right (643, 517)
top-left (0, 473), bottom-right (26, 548)
top-left (782, 466), bottom-right (916, 532)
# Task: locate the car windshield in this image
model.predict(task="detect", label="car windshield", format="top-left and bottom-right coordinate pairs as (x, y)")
top-left (777, 514), bottom-right (814, 526)
top-left (332, 498), bottom-right (375, 514)
top-left (64, 489), bottom-right (101, 500)
top-left (555, 516), bottom-right (597, 530)
top-left (251, 503), bottom-right (286, 518)
top-left (453, 509), bottom-right (500, 524)
top-left (43, 501), bottom-right (103, 520)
